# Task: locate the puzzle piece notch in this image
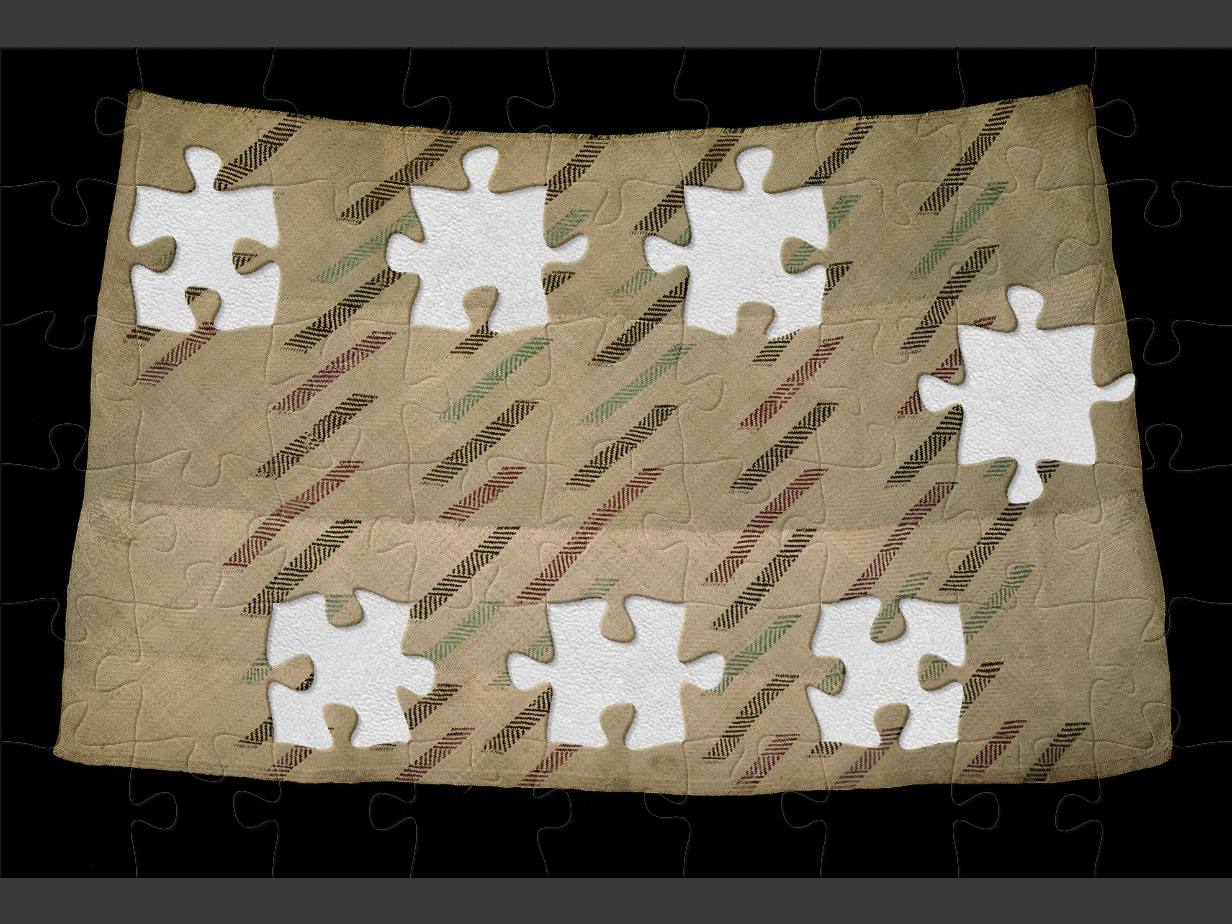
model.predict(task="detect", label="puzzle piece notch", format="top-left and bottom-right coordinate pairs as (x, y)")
top-left (507, 596), bottom-right (723, 749)
top-left (643, 146), bottom-right (828, 338)
top-left (808, 596), bottom-right (964, 749)
top-left (918, 285), bottom-right (1135, 504)
top-left (266, 591), bottom-right (434, 749)
top-left (129, 146), bottom-right (280, 331)
top-left (385, 146), bottom-right (586, 333)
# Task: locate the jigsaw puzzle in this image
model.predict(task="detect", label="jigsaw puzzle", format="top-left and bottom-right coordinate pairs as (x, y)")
top-left (3, 47), bottom-right (1227, 877)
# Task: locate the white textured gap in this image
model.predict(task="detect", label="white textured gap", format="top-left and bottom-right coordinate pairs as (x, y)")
top-left (129, 146), bottom-right (280, 331)
top-left (918, 284), bottom-right (1136, 503)
top-left (643, 146), bottom-right (828, 337)
top-left (266, 591), bottom-right (434, 749)
top-left (508, 596), bottom-right (723, 749)
top-left (808, 597), bottom-right (964, 749)
top-left (386, 146), bottom-right (587, 332)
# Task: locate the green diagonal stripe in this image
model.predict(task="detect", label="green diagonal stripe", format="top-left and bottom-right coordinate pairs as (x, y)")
top-left (963, 563), bottom-right (1034, 642)
top-left (615, 267), bottom-right (655, 297)
top-left (424, 601), bottom-right (503, 664)
top-left (870, 572), bottom-right (931, 641)
top-left (827, 193), bottom-right (862, 233)
top-left (581, 343), bottom-right (693, 426)
top-left (243, 654), bottom-right (271, 684)
top-left (910, 181), bottom-right (1008, 278)
top-left (491, 630), bottom-right (554, 687)
top-left (709, 613), bottom-right (800, 694)
top-left (314, 209), bottom-right (421, 284)
top-left (440, 336), bottom-right (552, 422)
top-left (784, 242), bottom-right (818, 274)
top-left (546, 209), bottom-right (591, 248)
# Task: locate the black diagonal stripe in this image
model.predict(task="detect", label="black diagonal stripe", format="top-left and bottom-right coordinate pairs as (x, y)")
top-left (806, 117), bottom-right (877, 186)
top-left (704, 674), bottom-right (798, 760)
top-left (960, 660), bottom-right (1004, 715)
top-left (919, 101), bottom-right (1015, 214)
top-left (542, 270), bottom-right (576, 295)
top-left (407, 526), bottom-right (520, 621)
top-left (567, 405), bottom-right (678, 489)
top-left (213, 114), bottom-right (310, 191)
top-left (731, 402), bottom-right (835, 492)
top-left (900, 245), bottom-right (998, 354)
top-left (484, 688), bottom-right (553, 754)
top-left (1024, 721), bottom-right (1089, 783)
top-left (824, 260), bottom-right (852, 295)
top-left (404, 682), bottom-right (462, 731)
top-left (126, 325), bottom-right (159, 343)
top-left (752, 332), bottom-right (796, 366)
top-left (451, 324), bottom-right (496, 356)
top-left (635, 129), bottom-right (743, 236)
top-left (236, 717), bottom-right (273, 748)
top-left (254, 394), bottom-right (376, 479)
top-left (421, 400), bottom-right (538, 486)
top-left (242, 519), bottom-right (362, 617)
top-left (590, 278), bottom-right (689, 365)
top-left (546, 137), bottom-right (609, 203)
top-left (712, 528), bottom-right (816, 631)
top-left (939, 502), bottom-right (1027, 594)
top-left (886, 406), bottom-right (964, 485)
top-left (283, 268), bottom-right (403, 353)
top-left (339, 131), bottom-right (463, 225)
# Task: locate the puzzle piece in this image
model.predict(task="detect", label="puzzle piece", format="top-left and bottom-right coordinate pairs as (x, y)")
top-left (508, 597), bottom-right (724, 749)
top-left (808, 596), bottom-right (964, 749)
top-left (919, 285), bottom-right (1135, 503)
top-left (129, 146), bottom-right (280, 330)
top-left (266, 591), bottom-right (435, 749)
top-left (385, 146), bottom-right (586, 332)
top-left (642, 147), bottom-right (828, 337)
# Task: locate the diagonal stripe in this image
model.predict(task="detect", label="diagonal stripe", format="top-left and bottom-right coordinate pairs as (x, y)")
top-left (707, 468), bottom-right (824, 584)
top-left (439, 465), bottom-right (526, 523)
top-left (885, 405), bottom-right (964, 485)
top-left (826, 193), bottom-right (863, 232)
top-left (272, 331), bottom-right (395, 414)
top-left (408, 526), bottom-right (520, 621)
top-left (254, 393), bottom-right (376, 479)
top-left (421, 400), bottom-right (538, 486)
top-left (439, 338), bottom-right (551, 422)
top-left (451, 324), bottom-right (496, 356)
top-left (567, 404), bottom-right (678, 489)
top-left (484, 688), bottom-right (553, 754)
top-left (704, 674), bottom-right (798, 760)
top-left (135, 323), bottom-right (218, 384)
top-left (546, 136), bottom-right (609, 203)
top-left (517, 468), bottom-right (662, 604)
top-left (897, 316), bottom-right (996, 414)
top-left (731, 402), bottom-right (835, 492)
top-left (266, 745), bottom-right (313, 780)
top-left (833, 723), bottom-right (904, 790)
top-left (911, 186), bottom-right (1006, 279)
top-left (752, 333), bottom-right (795, 366)
top-left (870, 572), bottom-right (932, 641)
top-left (226, 461), bottom-right (362, 568)
top-left (314, 210), bottom-right (419, 284)
top-left (242, 518), bottom-right (361, 617)
top-left (590, 278), bottom-right (689, 365)
top-left (581, 344), bottom-right (693, 426)
top-left (963, 564), bottom-right (1034, 641)
top-left (396, 726), bottom-right (474, 782)
top-left (424, 602), bottom-right (503, 664)
top-left (741, 338), bottom-right (842, 429)
top-left (732, 733), bottom-right (798, 790)
top-left (712, 527), bottom-right (817, 631)
top-left (339, 131), bottom-right (463, 225)
top-left (213, 114), bottom-right (309, 191)
top-left (806, 118), bottom-right (877, 186)
top-left (919, 101), bottom-right (1015, 214)
top-left (636, 130), bottom-right (743, 236)
top-left (519, 743), bottom-right (583, 787)
top-left (403, 682), bottom-right (461, 732)
top-left (1024, 721), bottom-right (1090, 783)
top-left (901, 246), bottom-right (999, 352)
top-left (711, 613), bottom-right (800, 694)
top-left (841, 481), bottom-right (955, 600)
top-left (126, 325), bottom-right (159, 343)
top-left (958, 719), bottom-right (1026, 781)
top-left (939, 501), bottom-right (1028, 594)
top-left (961, 660), bottom-right (1005, 715)
top-left (283, 269), bottom-right (403, 353)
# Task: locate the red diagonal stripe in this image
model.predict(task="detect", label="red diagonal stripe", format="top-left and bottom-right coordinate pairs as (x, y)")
top-left (959, 719), bottom-right (1026, 780)
top-left (519, 743), bottom-right (583, 787)
top-left (741, 337), bottom-right (842, 429)
top-left (272, 330), bottom-right (396, 413)
top-left (516, 467), bottom-right (662, 603)
top-left (833, 724), bottom-right (903, 790)
top-left (136, 323), bottom-right (218, 384)
top-left (897, 316), bottom-right (996, 418)
top-left (224, 461), bottom-right (363, 568)
top-left (396, 726), bottom-right (474, 782)
top-left (732, 734), bottom-right (798, 790)
top-left (706, 468), bottom-right (825, 584)
top-left (439, 465), bottom-right (527, 523)
top-left (840, 481), bottom-right (955, 601)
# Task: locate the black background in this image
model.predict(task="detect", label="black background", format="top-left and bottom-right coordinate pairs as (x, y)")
top-left (1, 49), bottom-right (1229, 877)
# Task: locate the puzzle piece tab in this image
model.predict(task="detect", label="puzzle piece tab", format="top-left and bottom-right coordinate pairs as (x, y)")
top-left (129, 146), bottom-right (280, 330)
top-left (266, 591), bottom-right (434, 749)
top-left (808, 596), bottom-right (964, 749)
top-left (507, 597), bottom-right (724, 749)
